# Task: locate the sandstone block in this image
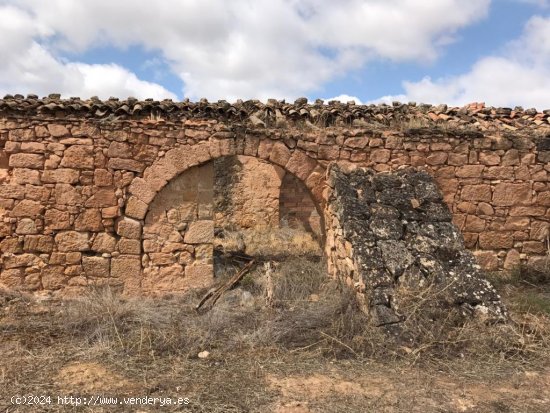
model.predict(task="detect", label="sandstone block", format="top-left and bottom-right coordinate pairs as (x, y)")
top-left (370, 149), bottom-right (391, 163)
top-left (479, 152), bottom-right (500, 165)
top-left (116, 217), bottom-right (142, 239)
top-left (0, 184), bottom-right (25, 199)
top-left (501, 149), bottom-right (520, 166)
top-left (12, 168), bottom-right (40, 185)
top-left (54, 183), bottom-right (82, 206)
top-left (285, 150), bottom-right (317, 181)
top-left (9, 153), bottom-right (44, 169)
top-left (16, 218), bottom-right (38, 235)
top-left (426, 152), bottom-right (448, 165)
top-left (111, 256), bottom-right (141, 278)
top-left (128, 178), bottom-right (157, 204)
top-left (85, 188), bottom-right (117, 207)
top-left (257, 140), bottom-right (274, 159)
top-left (21, 142), bottom-right (46, 153)
top-left (82, 256), bottom-right (110, 277)
top-left (483, 166), bottom-right (514, 180)
top-left (0, 238), bottom-right (22, 254)
top-left (125, 196), bottom-right (148, 220)
top-left (94, 169), bottom-right (113, 186)
top-left (184, 220), bottom-right (214, 244)
top-left (477, 202), bottom-right (494, 216)
top-left (11, 200), bottom-right (44, 218)
top-left (463, 215), bottom-right (486, 232)
top-left (456, 165), bottom-right (484, 178)
top-left (269, 141), bottom-right (292, 166)
top-left (522, 241), bottom-right (546, 254)
top-left (92, 233), bottom-right (117, 253)
top-left (184, 264), bottom-right (214, 288)
top-left (47, 124), bottom-right (70, 137)
top-left (504, 217), bottom-right (529, 230)
top-left (318, 145), bottom-right (340, 160)
top-left (150, 252), bottom-right (176, 266)
top-left (45, 209), bottom-right (71, 230)
top-left (55, 231), bottom-right (90, 252)
top-left (473, 250), bottom-right (499, 271)
top-left (461, 185), bottom-right (492, 202)
top-left (107, 158), bottom-right (145, 172)
top-left (42, 169), bottom-right (80, 184)
top-left (23, 235), bottom-right (53, 253)
top-left (503, 249), bottom-right (521, 270)
top-left (509, 206), bottom-right (546, 216)
top-left (447, 153), bottom-right (468, 166)
top-left (107, 141), bottom-right (132, 158)
top-left (530, 220), bottom-right (549, 241)
top-left (75, 209), bottom-right (104, 231)
top-left (344, 137), bottom-right (368, 149)
top-left (60, 145), bottom-right (94, 169)
top-left (4, 253), bottom-right (42, 269)
top-left (0, 268), bottom-right (23, 287)
top-left (118, 238), bottom-right (141, 254)
top-left (209, 138), bottom-right (236, 158)
top-left (478, 231), bottom-right (514, 249)
top-left (41, 265), bottom-right (66, 290)
top-left (492, 183), bottom-right (532, 206)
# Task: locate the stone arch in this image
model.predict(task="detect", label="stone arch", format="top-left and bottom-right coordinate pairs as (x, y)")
top-left (125, 138), bottom-right (326, 222)
top-left (121, 136), bottom-right (327, 294)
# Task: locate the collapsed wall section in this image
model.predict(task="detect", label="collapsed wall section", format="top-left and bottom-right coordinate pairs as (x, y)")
top-left (325, 165), bottom-right (507, 329)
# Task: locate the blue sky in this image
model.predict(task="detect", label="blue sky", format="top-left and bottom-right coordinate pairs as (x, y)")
top-left (1, 0), bottom-right (550, 108)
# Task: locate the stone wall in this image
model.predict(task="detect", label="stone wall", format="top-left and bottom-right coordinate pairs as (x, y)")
top-left (0, 96), bottom-right (549, 296)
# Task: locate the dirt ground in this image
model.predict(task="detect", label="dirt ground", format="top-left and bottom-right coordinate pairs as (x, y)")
top-left (2, 261), bottom-right (550, 412)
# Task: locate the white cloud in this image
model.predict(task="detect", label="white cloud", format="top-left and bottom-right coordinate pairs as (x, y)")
top-left (3, 0), bottom-right (490, 100)
top-left (0, 5), bottom-right (177, 100)
top-left (324, 94), bottom-right (363, 104)
top-left (380, 15), bottom-right (550, 109)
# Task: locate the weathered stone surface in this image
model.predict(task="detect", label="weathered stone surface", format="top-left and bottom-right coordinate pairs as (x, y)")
top-left (111, 256), bottom-right (141, 278)
top-left (60, 145), bottom-right (94, 169)
top-left (41, 265), bottom-right (66, 289)
top-left (82, 256), bottom-right (110, 277)
top-left (118, 238), bottom-right (141, 254)
top-left (55, 231), bottom-right (90, 252)
top-left (91, 233), bottom-right (117, 253)
top-left (478, 231), bottom-right (514, 249)
top-left (116, 217), bottom-right (142, 239)
top-left (326, 165), bottom-right (507, 335)
top-left (94, 169), bottom-right (113, 186)
top-left (13, 168), bottom-right (40, 185)
top-left (492, 183), bottom-right (532, 206)
top-left (85, 188), bottom-right (117, 207)
top-left (125, 196), bottom-right (148, 219)
top-left (107, 158), bottom-right (145, 172)
top-left (23, 235), bottom-right (53, 252)
top-left (11, 200), bottom-right (44, 218)
top-left (75, 209), bottom-right (104, 231)
top-left (42, 169), bottom-right (80, 184)
top-left (9, 153), bottom-right (44, 169)
top-left (461, 185), bottom-right (492, 202)
top-left (45, 209), bottom-right (70, 230)
top-left (184, 220), bottom-right (214, 244)
top-left (48, 124), bottom-right (70, 137)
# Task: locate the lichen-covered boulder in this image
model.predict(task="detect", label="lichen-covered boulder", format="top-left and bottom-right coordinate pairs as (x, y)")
top-left (325, 165), bottom-right (507, 335)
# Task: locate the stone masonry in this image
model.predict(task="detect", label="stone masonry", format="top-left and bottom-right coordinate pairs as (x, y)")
top-left (0, 94), bottom-right (549, 296)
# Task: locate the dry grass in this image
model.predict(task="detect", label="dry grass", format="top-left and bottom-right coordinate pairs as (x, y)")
top-left (2, 259), bottom-right (550, 412)
top-left (214, 226), bottom-right (322, 258)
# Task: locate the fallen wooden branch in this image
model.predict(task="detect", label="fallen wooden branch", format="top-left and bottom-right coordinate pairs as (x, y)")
top-left (195, 259), bottom-right (256, 312)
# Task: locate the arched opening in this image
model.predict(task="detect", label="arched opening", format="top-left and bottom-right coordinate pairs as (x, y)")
top-left (140, 154), bottom-right (324, 294)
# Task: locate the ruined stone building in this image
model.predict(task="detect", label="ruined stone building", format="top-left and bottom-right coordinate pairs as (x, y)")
top-left (0, 95), bottom-right (547, 317)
